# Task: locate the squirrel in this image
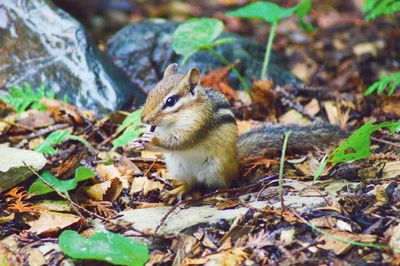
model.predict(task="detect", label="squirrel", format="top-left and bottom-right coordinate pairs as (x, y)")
top-left (130, 63), bottom-right (344, 191)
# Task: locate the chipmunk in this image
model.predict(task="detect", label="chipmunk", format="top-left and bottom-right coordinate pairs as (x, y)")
top-left (130, 64), bottom-right (344, 192)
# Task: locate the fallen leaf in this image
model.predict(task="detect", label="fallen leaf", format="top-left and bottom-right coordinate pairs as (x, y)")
top-left (130, 176), bottom-right (164, 196)
top-left (17, 110), bottom-right (55, 129)
top-left (27, 210), bottom-right (83, 236)
top-left (279, 109), bottom-right (310, 124)
top-left (323, 101), bottom-right (339, 124)
top-left (304, 98), bottom-right (320, 117)
top-left (201, 66), bottom-right (237, 101)
top-left (317, 229), bottom-right (377, 255)
top-left (352, 42), bottom-right (378, 57)
top-left (85, 178), bottom-right (123, 202)
top-left (41, 98), bottom-right (93, 124)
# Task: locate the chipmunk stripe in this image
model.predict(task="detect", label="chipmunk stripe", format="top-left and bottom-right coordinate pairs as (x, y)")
top-left (214, 114), bottom-right (236, 126)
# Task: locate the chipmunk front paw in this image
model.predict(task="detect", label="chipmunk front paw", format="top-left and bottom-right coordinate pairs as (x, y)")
top-left (129, 132), bottom-right (158, 151)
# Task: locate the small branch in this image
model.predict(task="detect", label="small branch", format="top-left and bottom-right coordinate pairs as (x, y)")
top-left (371, 136), bottom-right (400, 148)
top-left (24, 163), bottom-right (160, 239)
top-left (16, 123), bottom-right (70, 148)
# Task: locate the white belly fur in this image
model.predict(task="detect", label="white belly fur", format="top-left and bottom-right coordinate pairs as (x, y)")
top-left (164, 147), bottom-right (225, 188)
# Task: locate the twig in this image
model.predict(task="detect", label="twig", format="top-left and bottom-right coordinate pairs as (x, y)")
top-left (16, 123), bottom-right (70, 148)
top-left (154, 203), bottom-right (181, 234)
top-left (24, 162), bottom-right (101, 220)
top-left (128, 157), bottom-right (165, 165)
top-left (155, 174), bottom-right (278, 233)
top-left (24, 163), bottom-right (161, 239)
top-left (371, 136), bottom-right (400, 148)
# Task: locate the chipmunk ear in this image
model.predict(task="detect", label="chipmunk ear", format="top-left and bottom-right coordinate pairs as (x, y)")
top-left (163, 63), bottom-right (178, 77)
top-left (183, 67), bottom-right (200, 95)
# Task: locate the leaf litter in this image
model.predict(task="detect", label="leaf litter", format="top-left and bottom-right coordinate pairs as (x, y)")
top-left (0, 1), bottom-right (400, 265)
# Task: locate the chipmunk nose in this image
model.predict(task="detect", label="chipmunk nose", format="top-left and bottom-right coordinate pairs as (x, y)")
top-left (141, 113), bottom-right (148, 123)
top-left (141, 113), bottom-right (153, 125)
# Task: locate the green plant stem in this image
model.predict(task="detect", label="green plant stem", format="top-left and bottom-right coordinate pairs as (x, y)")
top-left (206, 48), bottom-right (251, 96)
top-left (261, 23), bottom-right (277, 80)
top-left (279, 131), bottom-right (291, 211)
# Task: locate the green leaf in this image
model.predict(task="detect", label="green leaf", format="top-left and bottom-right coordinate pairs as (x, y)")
top-left (364, 72), bottom-right (400, 96)
top-left (329, 121), bottom-right (400, 164)
top-left (35, 130), bottom-right (70, 154)
top-left (295, 0), bottom-right (314, 32)
top-left (0, 82), bottom-right (55, 113)
top-left (117, 109), bottom-right (143, 133)
top-left (173, 18), bottom-right (234, 63)
top-left (74, 166), bottom-right (96, 182)
top-left (113, 110), bottom-right (145, 148)
top-left (29, 171), bottom-right (74, 195)
top-left (113, 124), bottom-right (145, 148)
top-left (59, 230), bottom-right (149, 266)
top-left (313, 154), bottom-right (328, 183)
top-left (363, 0), bottom-right (400, 20)
top-left (226, 1), bottom-right (297, 24)
top-left (28, 167), bottom-right (95, 196)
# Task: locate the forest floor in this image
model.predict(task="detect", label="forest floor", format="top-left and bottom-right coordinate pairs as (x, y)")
top-left (1, 1), bottom-right (400, 265)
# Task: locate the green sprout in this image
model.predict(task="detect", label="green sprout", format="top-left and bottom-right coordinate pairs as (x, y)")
top-left (364, 72), bottom-right (400, 96)
top-left (227, 0), bottom-right (312, 80)
top-left (173, 18), bottom-right (250, 94)
top-left (363, 0), bottom-right (400, 21)
top-left (0, 82), bottom-right (55, 113)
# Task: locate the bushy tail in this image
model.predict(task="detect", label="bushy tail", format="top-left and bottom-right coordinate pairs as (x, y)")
top-left (237, 123), bottom-right (347, 159)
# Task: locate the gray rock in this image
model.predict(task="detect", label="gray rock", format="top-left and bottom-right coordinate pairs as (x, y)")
top-left (0, 147), bottom-right (47, 193)
top-left (0, 0), bottom-right (145, 113)
top-left (107, 19), bottom-right (300, 93)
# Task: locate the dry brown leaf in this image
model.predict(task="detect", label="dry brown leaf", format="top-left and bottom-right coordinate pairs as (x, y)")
top-left (386, 223), bottom-right (400, 255)
top-left (251, 80), bottom-right (275, 107)
top-left (310, 216), bottom-right (337, 228)
top-left (381, 96), bottom-right (400, 115)
top-left (17, 110), bottom-right (55, 129)
top-left (96, 164), bottom-right (129, 188)
top-left (85, 178), bottom-right (123, 202)
top-left (185, 248), bottom-right (248, 266)
top-left (304, 98), bottom-right (320, 117)
top-left (317, 229), bottom-right (377, 255)
top-left (375, 185), bottom-right (389, 203)
top-left (83, 200), bottom-right (117, 218)
top-left (41, 98), bottom-right (93, 124)
top-left (27, 210), bottom-right (83, 236)
top-left (291, 60), bottom-right (318, 82)
top-left (130, 176), bottom-right (164, 196)
top-left (171, 234), bottom-right (199, 266)
top-left (236, 120), bottom-right (254, 135)
top-left (201, 66), bottom-right (237, 101)
top-left (0, 112), bottom-right (16, 135)
top-left (323, 101), bottom-right (339, 124)
top-left (279, 109), bottom-right (310, 125)
top-left (0, 244), bottom-right (21, 266)
top-left (115, 156), bottom-right (142, 176)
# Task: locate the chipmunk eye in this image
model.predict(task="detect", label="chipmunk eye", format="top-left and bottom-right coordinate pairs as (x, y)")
top-left (164, 96), bottom-right (177, 108)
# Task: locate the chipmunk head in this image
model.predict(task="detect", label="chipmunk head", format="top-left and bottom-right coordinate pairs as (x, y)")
top-left (141, 63), bottom-right (201, 127)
